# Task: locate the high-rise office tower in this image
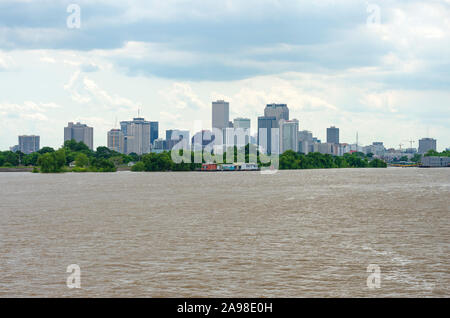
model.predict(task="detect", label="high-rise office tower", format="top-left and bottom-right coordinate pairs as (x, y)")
top-left (166, 129), bottom-right (190, 150)
top-left (150, 121), bottom-right (159, 145)
top-left (327, 126), bottom-right (340, 144)
top-left (107, 129), bottom-right (125, 154)
top-left (18, 135), bottom-right (40, 154)
top-left (233, 118), bottom-right (251, 129)
top-left (264, 104), bottom-right (289, 126)
top-left (191, 130), bottom-right (215, 151)
top-left (64, 122), bottom-right (94, 150)
top-left (257, 116), bottom-right (278, 154)
top-left (224, 127), bottom-right (250, 149)
top-left (120, 117), bottom-right (151, 155)
top-left (418, 138), bottom-right (437, 154)
top-left (212, 100), bottom-right (230, 131)
top-left (280, 119), bottom-right (299, 153)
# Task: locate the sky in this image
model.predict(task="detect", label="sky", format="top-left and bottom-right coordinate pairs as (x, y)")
top-left (0, 0), bottom-right (449, 151)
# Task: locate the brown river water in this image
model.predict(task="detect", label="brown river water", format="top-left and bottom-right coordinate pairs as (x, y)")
top-left (0, 168), bottom-right (449, 297)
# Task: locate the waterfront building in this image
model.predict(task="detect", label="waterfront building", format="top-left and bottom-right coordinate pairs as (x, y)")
top-left (327, 126), bottom-right (339, 144)
top-left (418, 138), bottom-right (437, 154)
top-left (64, 122), bottom-right (94, 150)
top-left (18, 135), bottom-right (40, 154)
top-left (107, 129), bottom-right (125, 154)
top-left (421, 156), bottom-right (450, 167)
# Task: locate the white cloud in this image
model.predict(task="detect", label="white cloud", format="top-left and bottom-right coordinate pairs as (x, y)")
top-left (64, 71), bottom-right (139, 111)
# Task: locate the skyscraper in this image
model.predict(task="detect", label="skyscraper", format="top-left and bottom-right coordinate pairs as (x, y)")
top-left (212, 100), bottom-right (230, 131)
top-left (224, 127), bottom-right (250, 149)
top-left (327, 126), bottom-right (339, 144)
top-left (280, 119), bottom-right (299, 153)
top-left (166, 129), bottom-right (190, 150)
top-left (107, 129), bottom-right (125, 154)
top-left (150, 121), bottom-right (159, 145)
top-left (298, 130), bottom-right (314, 154)
top-left (64, 122), bottom-right (94, 150)
top-left (257, 116), bottom-right (278, 154)
top-left (264, 104), bottom-right (289, 126)
top-left (233, 118), bottom-right (251, 129)
top-left (18, 135), bottom-right (40, 154)
top-left (418, 138), bottom-right (437, 154)
top-left (120, 117), bottom-right (151, 155)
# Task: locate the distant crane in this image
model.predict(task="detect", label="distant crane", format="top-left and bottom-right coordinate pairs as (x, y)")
top-left (402, 140), bottom-right (416, 150)
top-left (398, 143), bottom-right (404, 151)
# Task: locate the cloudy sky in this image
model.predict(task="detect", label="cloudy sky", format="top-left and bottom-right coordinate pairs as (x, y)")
top-left (0, 0), bottom-right (449, 150)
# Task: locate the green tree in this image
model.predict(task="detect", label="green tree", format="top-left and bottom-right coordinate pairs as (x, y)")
top-left (38, 147), bottom-right (55, 154)
top-left (411, 153), bottom-right (422, 163)
top-left (369, 158), bottom-right (387, 168)
top-left (90, 158), bottom-right (116, 172)
top-left (75, 153), bottom-right (89, 167)
top-left (4, 151), bottom-right (19, 166)
top-left (37, 153), bottom-right (55, 173)
top-left (37, 149), bottom-right (66, 173)
top-left (131, 161), bottom-right (145, 171)
top-left (424, 149), bottom-right (439, 157)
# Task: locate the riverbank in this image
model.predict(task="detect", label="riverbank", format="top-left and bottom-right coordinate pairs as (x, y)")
top-left (0, 167), bottom-right (34, 172)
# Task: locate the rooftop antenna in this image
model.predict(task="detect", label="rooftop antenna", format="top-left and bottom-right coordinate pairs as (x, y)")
top-left (114, 117), bottom-right (118, 129)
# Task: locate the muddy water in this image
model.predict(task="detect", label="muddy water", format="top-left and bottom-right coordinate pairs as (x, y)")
top-left (0, 168), bottom-right (448, 297)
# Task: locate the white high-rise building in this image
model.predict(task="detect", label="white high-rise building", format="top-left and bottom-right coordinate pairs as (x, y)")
top-left (120, 117), bottom-right (151, 155)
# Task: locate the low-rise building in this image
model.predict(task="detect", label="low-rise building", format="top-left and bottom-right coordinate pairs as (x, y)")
top-left (421, 156), bottom-right (450, 167)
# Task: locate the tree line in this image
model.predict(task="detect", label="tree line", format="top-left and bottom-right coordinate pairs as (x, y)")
top-left (0, 140), bottom-right (138, 173)
top-left (132, 146), bottom-right (387, 172)
top-left (1, 142), bottom-right (387, 173)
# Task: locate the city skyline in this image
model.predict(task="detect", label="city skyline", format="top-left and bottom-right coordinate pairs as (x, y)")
top-left (3, 101), bottom-right (445, 154)
top-left (1, 1), bottom-right (449, 151)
